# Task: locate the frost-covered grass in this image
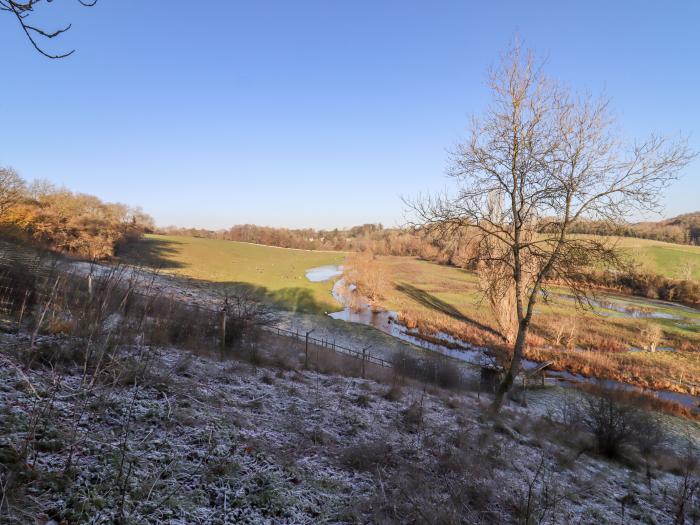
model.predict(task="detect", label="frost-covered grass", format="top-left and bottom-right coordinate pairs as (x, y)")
top-left (1, 332), bottom-right (699, 524)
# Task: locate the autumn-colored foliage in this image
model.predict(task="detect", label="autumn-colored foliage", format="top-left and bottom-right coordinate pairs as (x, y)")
top-left (0, 169), bottom-right (153, 259)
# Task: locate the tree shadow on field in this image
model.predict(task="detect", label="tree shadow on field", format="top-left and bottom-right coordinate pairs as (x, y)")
top-left (117, 237), bottom-right (334, 315)
top-left (171, 279), bottom-right (333, 315)
top-left (395, 282), bottom-right (502, 338)
top-left (117, 237), bottom-right (186, 270)
top-left (212, 283), bottom-right (329, 314)
top-left (270, 287), bottom-right (326, 314)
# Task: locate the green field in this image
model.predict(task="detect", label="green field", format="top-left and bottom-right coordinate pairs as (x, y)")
top-left (120, 234), bottom-right (345, 314)
top-left (118, 234), bottom-right (700, 393)
top-left (377, 255), bottom-right (700, 343)
top-left (121, 234), bottom-right (700, 317)
top-left (600, 237), bottom-right (700, 280)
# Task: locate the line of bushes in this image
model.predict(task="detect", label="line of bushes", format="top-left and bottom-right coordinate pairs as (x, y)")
top-left (581, 269), bottom-right (700, 306)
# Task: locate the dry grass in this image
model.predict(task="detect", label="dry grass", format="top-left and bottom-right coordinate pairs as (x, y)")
top-left (373, 256), bottom-right (700, 397)
top-left (526, 346), bottom-right (700, 399)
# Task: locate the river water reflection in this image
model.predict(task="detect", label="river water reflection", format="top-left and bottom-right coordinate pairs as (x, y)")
top-left (305, 265), bottom-right (700, 413)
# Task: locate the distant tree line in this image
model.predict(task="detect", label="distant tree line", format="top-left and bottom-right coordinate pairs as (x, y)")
top-left (0, 168), bottom-right (154, 259)
top-left (554, 268), bottom-right (700, 307)
top-left (161, 212), bottom-right (700, 262)
top-left (567, 215), bottom-right (700, 245)
top-left (159, 223), bottom-right (443, 257)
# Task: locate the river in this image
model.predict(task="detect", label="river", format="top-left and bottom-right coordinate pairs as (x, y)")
top-left (305, 265), bottom-right (700, 414)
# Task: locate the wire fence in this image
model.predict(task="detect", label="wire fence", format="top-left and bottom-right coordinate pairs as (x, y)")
top-left (268, 325), bottom-right (392, 368)
top-left (5, 243), bottom-right (700, 413)
top-left (0, 256), bottom-right (396, 373)
top-left (0, 240), bottom-right (483, 383)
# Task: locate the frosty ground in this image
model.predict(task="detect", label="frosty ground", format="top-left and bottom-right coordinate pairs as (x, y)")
top-left (1, 329), bottom-right (699, 524)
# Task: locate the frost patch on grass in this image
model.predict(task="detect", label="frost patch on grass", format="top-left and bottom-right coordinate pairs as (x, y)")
top-left (0, 337), bottom-right (698, 523)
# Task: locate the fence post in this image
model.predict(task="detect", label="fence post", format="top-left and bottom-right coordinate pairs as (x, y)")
top-left (361, 345), bottom-right (372, 378)
top-left (221, 308), bottom-right (226, 356)
top-left (305, 329), bottom-right (315, 368)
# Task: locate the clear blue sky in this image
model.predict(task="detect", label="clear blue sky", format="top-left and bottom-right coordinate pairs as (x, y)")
top-left (1, 1), bottom-right (698, 229)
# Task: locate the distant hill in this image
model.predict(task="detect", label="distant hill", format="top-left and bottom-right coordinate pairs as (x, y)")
top-left (656, 212), bottom-right (700, 244)
top-left (569, 212), bottom-right (700, 246)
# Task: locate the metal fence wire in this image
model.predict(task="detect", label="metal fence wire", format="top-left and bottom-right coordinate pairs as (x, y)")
top-left (0, 262), bottom-right (395, 371)
top-left (269, 325), bottom-right (392, 368)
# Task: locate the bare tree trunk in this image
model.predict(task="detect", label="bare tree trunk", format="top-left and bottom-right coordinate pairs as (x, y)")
top-left (492, 319), bottom-right (528, 411)
top-left (493, 282), bottom-right (538, 411)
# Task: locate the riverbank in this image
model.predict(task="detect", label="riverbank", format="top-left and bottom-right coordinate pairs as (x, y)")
top-left (309, 263), bottom-right (700, 414)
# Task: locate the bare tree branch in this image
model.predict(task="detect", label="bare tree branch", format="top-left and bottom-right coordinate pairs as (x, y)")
top-left (0, 0), bottom-right (97, 58)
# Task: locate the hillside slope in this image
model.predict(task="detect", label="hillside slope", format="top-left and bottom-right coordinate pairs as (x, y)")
top-left (612, 237), bottom-right (700, 280)
top-left (1, 332), bottom-right (699, 524)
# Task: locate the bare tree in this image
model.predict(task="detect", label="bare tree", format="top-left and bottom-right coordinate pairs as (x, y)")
top-left (408, 42), bottom-right (695, 412)
top-left (1, 0), bottom-right (97, 58)
top-left (218, 290), bottom-right (278, 350)
top-left (677, 260), bottom-right (696, 281)
top-left (640, 323), bottom-right (663, 353)
top-left (344, 251), bottom-right (390, 306)
top-left (0, 167), bottom-right (26, 220)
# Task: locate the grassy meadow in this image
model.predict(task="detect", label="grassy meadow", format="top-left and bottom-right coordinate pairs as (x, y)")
top-left (596, 236), bottom-right (700, 279)
top-left (120, 234), bottom-right (345, 313)
top-left (375, 256), bottom-right (700, 394)
top-left (120, 234), bottom-right (700, 394)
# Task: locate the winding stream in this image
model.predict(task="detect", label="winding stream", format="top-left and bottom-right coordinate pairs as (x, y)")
top-left (558, 292), bottom-right (700, 325)
top-left (306, 265), bottom-right (700, 413)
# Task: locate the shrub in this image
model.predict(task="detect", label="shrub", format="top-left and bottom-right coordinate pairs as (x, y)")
top-left (391, 352), bottom-right (464, 391)
top-left (23, 341), bottom-right (84, 370)
top-left (221, 293), bottom-right (277, 349)
top-left (0, 262), bottom-right (36, 314)
top-left (340, 442), bottom-right (394, 471)
top-left (572, 389), bottom-right (646, 458)
top-left (383, 385), bottom-right (403, 402)
top-left (429, 358), bottom-right (463, 390)
top-left (401, 401), bottom-right (424, 432)
top-left (354, 394), bottom-right (372, 408)
top-left (672, 442), bottom-right (700, 524)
